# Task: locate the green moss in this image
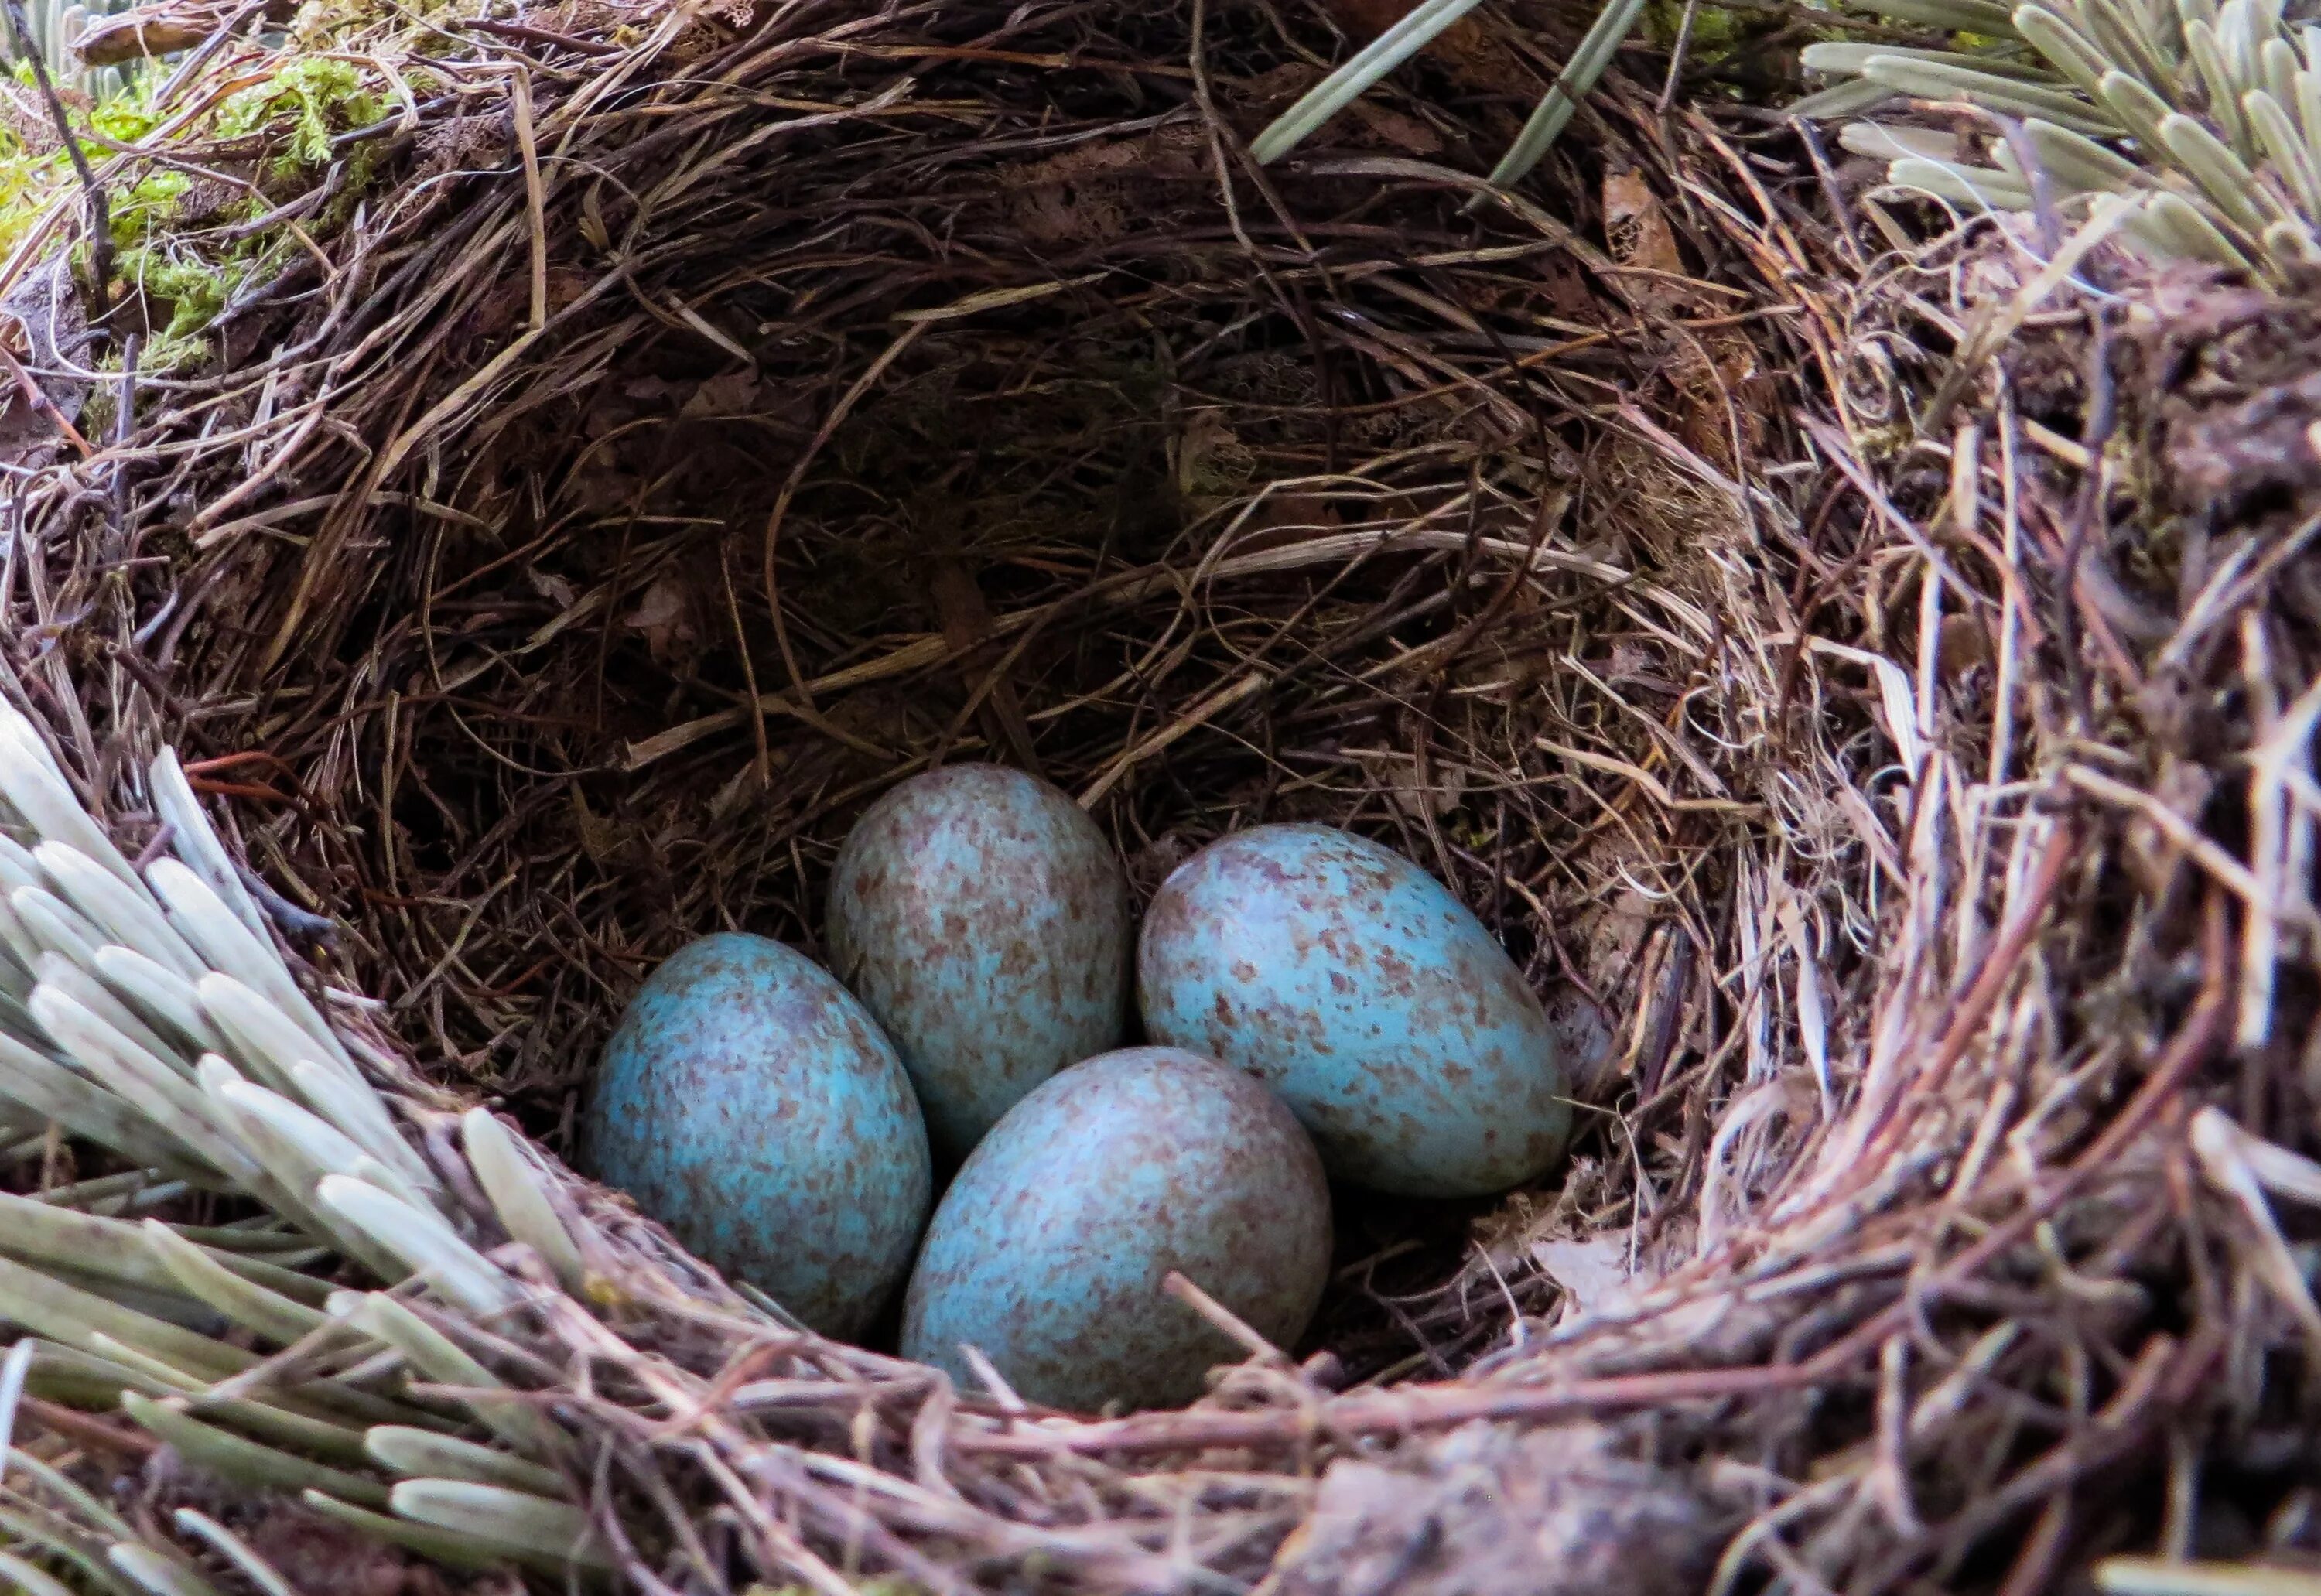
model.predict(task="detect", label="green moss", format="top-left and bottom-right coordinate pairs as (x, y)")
top-left (0, 29), bottom-right (403, 390)
top-left (1644, 0), bottom-right (1748, 54)
top-left (90, 95), bottom-right (162, 144)
top-left (216, 56), bottom-right (385, 171)
top-left (109, 170), bottom-right (193, 248)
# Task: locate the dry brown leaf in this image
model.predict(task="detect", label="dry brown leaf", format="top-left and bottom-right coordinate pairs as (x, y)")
top-left (1530, 1235), bottom-right (1642, 1318)
top-left (525, 568), bottom-right (577, 610)
top-left (681, 370), bottom-right (762, 417)
top-left (623, 574), bottom-right (696, 664)
top-left (1605, 170), bottom-right (1687, 291)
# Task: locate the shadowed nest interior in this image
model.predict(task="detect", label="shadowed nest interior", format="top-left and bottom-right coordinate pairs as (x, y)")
top-left (154, 0), bottom-right (1804, 1376)
top-left (0, 0), bottom-right (2317, 1585)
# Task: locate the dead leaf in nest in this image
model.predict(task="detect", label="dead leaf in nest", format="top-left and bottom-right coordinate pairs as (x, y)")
top-left (569, 787), bottom-right (620, 866)
top-left (241, 1499), bottom-right (457, 1596)
top-left (1602, 171), bottom-right (1771, 470)
top-left (623, 574), bottom-right (698, 665)
top-left (1574, 873), bottom-right (1660, 1000)
top-left (1126, 831), bottom-right (1198, 897)
top-left (545, 266), bottom-right (592, 317)
top-left (1363, 750), bottom-right (1466, 819)
top-left (2122, 754), bottom-right (2215, 901)
top-left (1000, 127), bottom-right (1205, 248)
top-left (1530, 251), bottom-right (1601, 325)
top-left (681, 370), bottom-right (762, 418)
top-left (0, 258), bottom-right (87, 471)
top-left (1321, 0), bottom-right (1414, 38)
top-left (414, 114), bottom-right (504, 180)
top-left (525, 567), bottom-right (577, 610)
top-left (1604, 170), bottom-right (1688, 305)
top-left (1174, 408), bottom-right (1255, 499)
top-left (1222, 490), bottom-right (1345, 558)
top-left (1350, 101), bottom-right (1443, 156)
top-left (1543, 985), bottom-right (1615, 1102)
top-left (1674, 328), bottom-right (1769, 471)
top-left (172, 176), bottom-right (249, 226)
top-left (709, 755), bottom-right (775, 822)
top-left (0, 84), bottom-right (57, 152)
top-left (1938, 611), bottom-right (1991, 681)
top-left (1219, 62), bottom-right (1315, 121)
top-left (2128, 270), bottom-right (2321, 526)
top-left (623, 377), bottom-right (692, 403)
top-left (1530, 1235), bottom-right (1643, 1318)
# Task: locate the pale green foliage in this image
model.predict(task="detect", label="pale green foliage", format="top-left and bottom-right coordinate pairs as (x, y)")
top-left (0, 708), bottom-right (607, 1579)
top-left (1798, 0), bottom-right (2321, 274)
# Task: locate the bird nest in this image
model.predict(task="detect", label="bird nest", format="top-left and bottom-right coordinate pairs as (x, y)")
top-left (0, 0), bottom-right (2317, 1587)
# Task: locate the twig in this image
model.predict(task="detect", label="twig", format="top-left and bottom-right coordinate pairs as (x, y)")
top-left (3, 0), bottom-right (114, 328)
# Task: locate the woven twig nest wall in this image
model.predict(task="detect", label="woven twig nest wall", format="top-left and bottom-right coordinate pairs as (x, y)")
top-left (0, 0), bottom-right (2317, 1584)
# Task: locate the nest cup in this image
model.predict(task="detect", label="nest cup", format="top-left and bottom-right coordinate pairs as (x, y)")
top-left (0, 0), bottom-right (1902, 1577)
top-left (151, 0), bottom-right (1761, 1381)
top-left (4, 0), bottom-right (2312, 1570)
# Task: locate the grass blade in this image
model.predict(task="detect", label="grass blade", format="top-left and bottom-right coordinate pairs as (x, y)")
top-left (296, 1492), bottom-right (506, 1571)
top-left (145, 750), bottom-right (268, 944)
top-left (2158, 108), bottom-right (2271, 226)
top-left (0, 1030), bottom-right (215, 1182)
top-left (2013, 4), bottom-right (2114, 97)
top-left (93, 946), bottom-right (226, 1059)
top-left (388, 1480), bottom-right (610, 1574)
top-left (1251, 0), bottom-right (1494, 163)
top-left (328, 1292), bottom-right (561, 1458)
top-left (461, 1108), bottom-right (584, 1293)
top-left (2025, 116), bottom-right (2152, 187)
top-left (119, 1394), bottom-right (391, 1509)
top-left (141, 1219), bottom-right (327, 1347)
top-left (316, 1177), bottom-right (512, 1314)
top-left (1482, 0), bottom-right (1652, 187)
top-left (1848, 0), bottom-right (2025, 34)
top-left (0, 708), bottom-right (138, 891)
top-left (170, 1511), bottom-right (298, 1596)
top-left (105, 1543), bottom-right (225, 1596)
top-left (1789, 77), bottom-right (1899, 117)
top-left (2185, 18), bottom-right (2256, 153)
top-left (31, 844), bottom-right (201, 984)
top-left (1888, 153), bottom-right (2039, 206)
top-left (364, 1427), bottom-right (568, 1498)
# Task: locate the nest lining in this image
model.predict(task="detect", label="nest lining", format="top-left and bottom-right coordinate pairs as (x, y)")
top-left (145, 0), bottom-right (1793, 1385)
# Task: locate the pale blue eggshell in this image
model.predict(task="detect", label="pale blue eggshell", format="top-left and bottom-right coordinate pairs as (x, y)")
top-left (584, 932), bottom-right (932, 1338)
top-left (827, 765), bottom-right (1131, 1156)
top-left (1138, 825), bottom-right (1571, 1198)
top-left (900, 1047), bottom-right (1330, 1413)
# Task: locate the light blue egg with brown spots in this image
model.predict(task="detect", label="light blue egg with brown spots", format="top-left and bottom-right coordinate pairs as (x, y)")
top-left (828, 765), bottom-right (1131, 1158)
top-left (900, 1046), bottom-right (1330, 1412)
top-left (585, 932), bottom-right (931, 1338)
top-left (1138, 825), bottom-right (1570, 1198)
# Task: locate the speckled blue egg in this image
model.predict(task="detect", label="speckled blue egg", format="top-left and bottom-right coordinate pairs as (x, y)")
top-left (827, 765), bottom-right (1131, 1157)
top-left (900, 1047), bottom-right (1329, 1413)
top-left (1139, 825), bottom-right (1571, 1198)
top-left (585, 932), bottom-right (931, 1338)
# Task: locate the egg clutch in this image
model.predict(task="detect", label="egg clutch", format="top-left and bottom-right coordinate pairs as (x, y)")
top-left (583, 765), bottom-right (1572, 1412)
